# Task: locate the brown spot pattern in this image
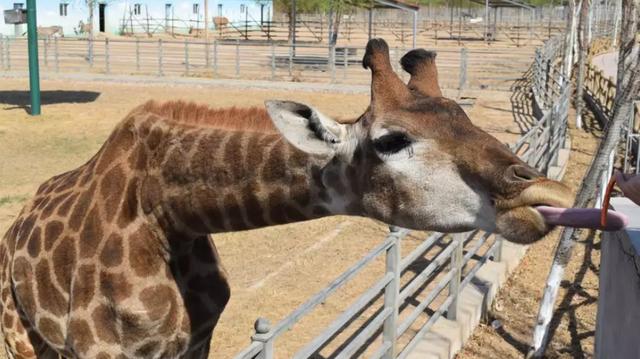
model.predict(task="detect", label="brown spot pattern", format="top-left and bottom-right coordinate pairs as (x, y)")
top-left (100, 233), bottom-right (123, 268)
top-left (35, 260), bottom-right (67, 316)
top-left (26, 227), bottom-right (41, 258)
top-left (69, 183), bottom-right (96, 232)
top-left (118, 178), bottom-right (139, 228)
top-left (71, 264), bottom-right (96, 310)
top-left (99, 271), bottom-right (132, 302)
top-left (92, 304), bottom-right (119, 344)
top-left (53, 237), bottom-right (76, 294)
top-left (101, 166), bottom-right (126, 223)
top-left (57, 193), bottom-right (79, 217)
top-left (129, 226), bottom-right (161, 277)
top-left (38, 317), bottom-right (64, 346)
top-left (16, 214), bottom-right (37, 250)
top-left (44, 221), bottom-right (64, 251)
top-left (79, 206), bottom-right (103, 258)
top-left (68, 318), bottom-right (95, 354)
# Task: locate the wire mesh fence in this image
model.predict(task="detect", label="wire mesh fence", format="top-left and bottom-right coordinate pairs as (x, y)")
top-left (0, 36), bottom-right (547, 92)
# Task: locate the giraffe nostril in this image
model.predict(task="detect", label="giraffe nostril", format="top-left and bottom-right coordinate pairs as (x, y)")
top-left (507, 164), bottom-right (542, 183)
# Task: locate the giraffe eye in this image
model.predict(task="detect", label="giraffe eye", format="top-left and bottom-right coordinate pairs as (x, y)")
top-left (373, 132), bottom-right (412, 155)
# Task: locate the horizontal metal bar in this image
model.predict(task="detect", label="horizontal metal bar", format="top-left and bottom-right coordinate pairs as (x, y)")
top-left (400, 232), bottom-right (444, 271)
top-left (459, 239), bottom-right (500, 293)
top-left (398, 293), bottom-right (456, 359)
top-left (253, 230), bottom-right (399, 341)
top-left (370, 340), bottom-right (393, 359)
top-left (398, 240), bottom-right (499, 359)
top-left (397, 268), bottom-right (454, 337)
top-left (460, 232), bottom-right (492, 268)
top-left (292, 272), bottom-right (394, 359)
top-left (233, 341), bottom-right (263, 359)
top-left (335, 307), bottom-right (393, 359)
top-left (398, 237), bottom-right (458, 303)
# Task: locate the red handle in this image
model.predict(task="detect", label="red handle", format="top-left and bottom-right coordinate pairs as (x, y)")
top-left (601, 176), bottom-right (617, 228)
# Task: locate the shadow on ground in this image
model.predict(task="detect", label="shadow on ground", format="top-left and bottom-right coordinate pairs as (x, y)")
top-left (509, 68), bottom-right (538, 134)
top-left (0, 90), bottom-right (101, 114)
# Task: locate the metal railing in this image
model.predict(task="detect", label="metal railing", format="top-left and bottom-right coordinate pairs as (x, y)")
top-left (580, 50), bottom-right (640, 202)
top-left (232, 35), bottom-right (570, 359)
top-left (584, 61), bottom-right (616, 126)
top-left (0, 36), bottom-right (544, 92)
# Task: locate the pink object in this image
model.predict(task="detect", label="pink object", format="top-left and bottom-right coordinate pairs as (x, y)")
top-left (535, 206), bottom-right (629, 231)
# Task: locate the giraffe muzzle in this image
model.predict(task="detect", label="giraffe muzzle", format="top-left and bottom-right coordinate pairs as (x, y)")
top-left (493, 180), bottom-right (627, 244)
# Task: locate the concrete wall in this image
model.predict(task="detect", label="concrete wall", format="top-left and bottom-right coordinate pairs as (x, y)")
top-left (596, 197), bottom-right (640, 358)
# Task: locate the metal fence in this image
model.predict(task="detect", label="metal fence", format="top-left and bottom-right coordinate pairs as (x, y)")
top-left (232, 35), bottom-right (570, 359)
top-left (0, 36), bottom-right (543, 92)
top-left (583, 60), bottom-right (640, 204)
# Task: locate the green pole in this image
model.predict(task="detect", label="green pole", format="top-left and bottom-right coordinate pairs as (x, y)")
top-left (26, 0), bottom-right (41, 116)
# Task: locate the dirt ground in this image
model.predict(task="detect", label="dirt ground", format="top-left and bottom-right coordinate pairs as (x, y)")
top-left (0, 76), bottom-right (525, 358)
top-left (459, 114), bottom-right (602, 358)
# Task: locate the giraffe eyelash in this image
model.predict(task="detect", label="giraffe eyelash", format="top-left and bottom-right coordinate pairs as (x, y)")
top-left (372, 132), bottom-right (413, 155)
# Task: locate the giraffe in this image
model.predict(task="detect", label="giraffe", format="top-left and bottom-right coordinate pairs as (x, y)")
top-left (0, 39), bottom-right (575, 358)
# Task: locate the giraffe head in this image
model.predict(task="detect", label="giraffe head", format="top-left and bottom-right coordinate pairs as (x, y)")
top-left (266, 39), bottom-right (572, 244)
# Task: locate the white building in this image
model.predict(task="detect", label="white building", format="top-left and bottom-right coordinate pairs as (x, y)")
top-left (1, 1), bottom-right (273, 37)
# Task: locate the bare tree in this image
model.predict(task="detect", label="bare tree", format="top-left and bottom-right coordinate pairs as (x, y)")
top-left (576, 0), bottom-right (592, 129)
top-left (564, 0), bottom-right (583, 83)
top-left (85, 0), bottom-right (95, 65)
top-left (528, 0), bottom-right (639, 356)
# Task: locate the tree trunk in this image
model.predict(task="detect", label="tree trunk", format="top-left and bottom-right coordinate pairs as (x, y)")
top-left (564, 0), bottom-right (582, 82)
top-left (88, 0), bottom-right (94, 39)
top-left (528, 0), bottom-right (639, 356)
top-left (87, 0), bottom-right (94, 65)
top-left (575, 0), bottom-right (591, 129)
top-left (330, 6), bottom-right (342, 45)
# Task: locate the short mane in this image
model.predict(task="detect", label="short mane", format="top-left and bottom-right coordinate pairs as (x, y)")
top-left (137, 100), bottom-right (278, 133)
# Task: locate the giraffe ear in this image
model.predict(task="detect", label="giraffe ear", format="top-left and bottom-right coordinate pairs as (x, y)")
top-left (265, 100), bottom-right (349, 156)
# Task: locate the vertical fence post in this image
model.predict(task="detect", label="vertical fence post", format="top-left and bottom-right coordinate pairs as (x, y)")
top-left (184, 39), bottom-right (190, 75)
top-left (235, 39), bottom-right (240, 78)
top-left (330, 44), bottom-right (336, 83)
top-left (382, 226), bottom-right (401, 359)
top-left (0, 35), bottom-right (4, 70)
top-left (136, 38), bottom-right (140, 72)
top-left (288, 44), bottom-right (293, 77)
top-left (205, 39), bottom-right (211, 68)
top-left (54, 37), bottom-right (59, 73)
top-left (458, 47), bottom-right (468, 98)
top-left (253, 318), bottom-right (273, 359)
top-left (343, 47), bottom-right (348, 81)
top-left (494, 236), bottom-right (504, 262)
top-left (526, 125), bottom-right (537, 167)
top-left (43, 38), bottom-right (48, 68)
top-left (398, 45), bottom-right (405, 81)
top-left (6, 38), bottom-right (10, 71)
top-left (158, 39), bottom-right (164, 76)
top-left (271, 42), bottom-right (276, 80)
top-left (213, 40), bottom-right (218, 77)
top-left (105, 38), bottom-right (110, 74)
top-left (88, 37), bottom-right (93, 68)
top-left (446, 233), bottom-right (464, 320)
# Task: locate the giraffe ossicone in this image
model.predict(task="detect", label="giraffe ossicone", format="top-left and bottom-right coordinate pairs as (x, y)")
top-left (2, 38), bottom-right (580, 358)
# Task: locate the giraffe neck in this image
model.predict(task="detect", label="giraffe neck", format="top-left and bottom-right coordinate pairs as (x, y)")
top-left (137, 122), bottom-right (362, 234)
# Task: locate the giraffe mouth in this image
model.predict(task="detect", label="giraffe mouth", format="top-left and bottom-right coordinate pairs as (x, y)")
top-left (492, 182), bottom-right (627, 243)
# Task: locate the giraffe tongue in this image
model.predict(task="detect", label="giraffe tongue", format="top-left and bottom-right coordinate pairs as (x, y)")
top-left (535, 206), bottom-right (628, 231)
